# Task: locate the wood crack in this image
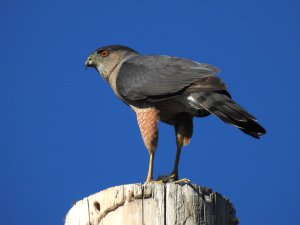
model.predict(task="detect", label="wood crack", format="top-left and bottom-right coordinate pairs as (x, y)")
top-left (65, 183), bottom-right (238, 225)
top-left (98, 184), bottom-right (152, 223)
top-left (98, 199), bottom-right (126, 223)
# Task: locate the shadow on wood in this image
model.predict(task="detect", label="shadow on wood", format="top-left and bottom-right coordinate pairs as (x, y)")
top-left (65, 183), bottom-right (238, 225)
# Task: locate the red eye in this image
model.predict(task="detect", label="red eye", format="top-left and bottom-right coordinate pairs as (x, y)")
top-left (100, 50), bottom-right (109, 57)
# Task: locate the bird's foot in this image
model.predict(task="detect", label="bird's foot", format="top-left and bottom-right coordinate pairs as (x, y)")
top-left (144, 177), bottom-right (153, 184)
top-left (156, 173), bottom-right (190, 184)
top-left (144, 179), bottom-right (164, 184)
top-left (144, 176), bottom-right (165, 184)
top-left (156, 174), bottom-right (176, 183)
top-left (174, 178), bottom-right (191, 184)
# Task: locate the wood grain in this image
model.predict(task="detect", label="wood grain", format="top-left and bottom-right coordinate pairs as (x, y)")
top-left (65, 183), bottom-right (238, 225)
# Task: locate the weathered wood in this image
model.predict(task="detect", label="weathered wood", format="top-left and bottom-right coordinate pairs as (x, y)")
top-left (65, 183), bottom-right (238, 225)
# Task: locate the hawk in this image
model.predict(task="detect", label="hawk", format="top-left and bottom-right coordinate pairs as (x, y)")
top-left (85, 45), bottom-right (266, 183)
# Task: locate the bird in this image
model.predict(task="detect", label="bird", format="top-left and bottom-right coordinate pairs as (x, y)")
top-left (85, 45), bottom-right (266, 183)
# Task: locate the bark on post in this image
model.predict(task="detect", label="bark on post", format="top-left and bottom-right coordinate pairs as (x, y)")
top-left (64, 183), bottom-right (238, 225)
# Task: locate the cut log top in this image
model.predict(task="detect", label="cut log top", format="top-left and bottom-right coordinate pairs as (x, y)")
top-left (65, 183), bottom-right (238, 225)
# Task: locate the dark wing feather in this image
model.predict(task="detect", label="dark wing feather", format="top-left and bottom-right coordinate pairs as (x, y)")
top-left (116, 55), bottom-right (226, 102)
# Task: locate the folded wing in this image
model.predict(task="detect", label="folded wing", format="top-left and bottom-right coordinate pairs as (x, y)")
top-left (116, 55), bottom-right (226, 102)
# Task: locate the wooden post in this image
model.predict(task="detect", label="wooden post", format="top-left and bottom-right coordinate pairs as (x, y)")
top-left (65, 183), bottom-right (238, 225)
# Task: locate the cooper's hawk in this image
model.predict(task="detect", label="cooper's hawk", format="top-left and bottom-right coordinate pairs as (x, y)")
top-left (85, 45), bottom-right (266, 183)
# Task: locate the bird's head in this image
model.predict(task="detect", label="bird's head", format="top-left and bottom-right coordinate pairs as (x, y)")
top-left (85, 45), bottom-right (138, 79)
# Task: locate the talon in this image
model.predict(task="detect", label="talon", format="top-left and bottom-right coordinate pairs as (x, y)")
top-left (144, 179), bottom-right (163, 184)
top-left (169, 173), bottom-right (178, 181)
top-left (157, 175), bottom-right (173, 183)
top-left (156, 173), bottom-right (182, 183)
top-left (175, 178), bottom-right (191, 184)
top-left (144, 179), bottom-right (153, 184)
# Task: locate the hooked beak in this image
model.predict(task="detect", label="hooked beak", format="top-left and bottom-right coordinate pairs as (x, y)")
top-left (84, 56), bottom-right (93, 70)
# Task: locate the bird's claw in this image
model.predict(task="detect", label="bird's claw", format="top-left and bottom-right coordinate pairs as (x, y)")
top-left (174, 178), bottom-right (191, 184)
top-left (156, 174), bottom-right (191, 184)
top-left (156, 174), bottom-right (176, 183)
top-left (144, 179), bottom-right (164, 184)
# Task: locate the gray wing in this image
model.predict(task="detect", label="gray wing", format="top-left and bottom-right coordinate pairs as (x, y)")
top-left (116, 55), bottom-right (226, 102)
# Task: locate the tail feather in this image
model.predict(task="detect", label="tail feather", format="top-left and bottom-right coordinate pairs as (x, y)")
top-left (226, 101), bottom-right (256, 120)
top-left (192, 92), bottom-right (266, 138)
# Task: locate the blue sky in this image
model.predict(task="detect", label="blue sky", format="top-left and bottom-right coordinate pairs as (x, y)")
top-left (0, 0), bottom-right (299, 224)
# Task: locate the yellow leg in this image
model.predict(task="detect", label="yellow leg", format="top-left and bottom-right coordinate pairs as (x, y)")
top-left (145, 152), bottom-right (155, 183)
top-left (170, 134), bottom-right (184, 181)
top-left (169, 113), bottom-right (193, 182)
